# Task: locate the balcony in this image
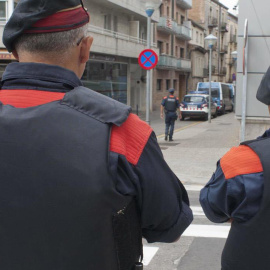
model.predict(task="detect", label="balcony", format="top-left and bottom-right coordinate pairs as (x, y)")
top-left (173, 23), bottom-right (192, 41)
top-left (220, 45), bottom-right (228, 54)
top-left (157, 55), bottom-right (191, 71)
top-left (88, 25), bottom-right (157, 59)
top-left (105, 0), bottom-right (159, 22)
top-left (176, 0), bottom-right (192, 10)
top-left (157, 17), bottom-right (174, 34)
top-left (204, 65), bottom-right (216, 75)
top-left (158, 17), bottom-right (191, 40)
top-left (220, 22), bottom-right (228, 32)
top-left (230, 34), bottom-right (237, 44)
top-left (208, 17), bottom-right (218, 27)
top-left (220, 67), bottom-right (227, 75)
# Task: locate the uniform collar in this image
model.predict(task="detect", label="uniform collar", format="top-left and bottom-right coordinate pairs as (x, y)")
top-left (1, 62), bottom-right (82, 92)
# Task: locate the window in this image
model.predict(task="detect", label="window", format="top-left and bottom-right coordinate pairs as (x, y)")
top-left (166, 43), bottom-right (169, 54)
top-left (166, 79), bottom-right (171, 90)
top-left (159, 4), bottom-right (163, 16)
top-left (113, 16), bottom-right (118, 32)
top-left (200, 33), bottom-right (202, 45)
top-left (157, 79), bottom-right (162, 91)
top-left (175, 46), bottom-right (178, 58)
top-left (173, 80), bottom-right (177, 90)
top-left (158, 41), bottom-right (163, 54)
top-left (181, 15), bottom-right (185, 25)
top-left (180, 48), bottom-right (184, 58)
top-left (0, 0), bottom-right (7, 21)
top-left (176, 12), bottom-right (179, 23)
top-left (167, 6), bottom-right (170, 17)
top-left (196, 31), bottom-right (199, 43)
top-left (104, 14), bottom-right (111, 30)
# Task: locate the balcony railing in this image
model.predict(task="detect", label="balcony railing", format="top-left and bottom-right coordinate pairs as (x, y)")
top-left (176, 0), bottom-right (192, 10)
top-left (204, 65), bottom-right (216, 75)
top-left (220, 67), bottom-right (227, 75)
top-left (230, 34), bottom-right (237, 44)
top-left (220, 45), bottom-right (228, 54)
top-left (173, 23), bottom-right (192, 40)
top-left (208, 17), bottom-right (218, 27)
top-left (158, 17), bottom-right (191, 40)
top-left (157, 17), bottom-right (174, 34)
top-left (157, 55), bottom-right (191, 71)
top-left (228, 58), bottom-right (234, 66)
top-left (88, 25), bottom-right (157, 47)
top-left (220, 22), bottom-right (228, 32)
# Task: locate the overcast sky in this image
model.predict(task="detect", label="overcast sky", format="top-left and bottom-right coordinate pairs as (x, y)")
top-left (219, 0), bottom-right (238, 14)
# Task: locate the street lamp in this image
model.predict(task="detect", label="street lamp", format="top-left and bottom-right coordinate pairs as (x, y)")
top-left (141, 0), bottom-right (162, 124)
top-left (205, 34), bottom-right (217, 123)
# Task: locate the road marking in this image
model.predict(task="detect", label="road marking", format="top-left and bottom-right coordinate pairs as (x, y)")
top-left (183, 224), bottom-right (230, 239)
top-left (191, 206), bottom-right (205, 216)
top-left (156, 122), bottom-right (201, 139)
top-left (184, 185), bottom-right (204, 191)
top-left (142, 246), bottom-right (159, 266)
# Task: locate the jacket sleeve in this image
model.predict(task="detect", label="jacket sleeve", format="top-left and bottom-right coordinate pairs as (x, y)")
top-left (109, 113), bottom-right (193, 243)
top-left (200, 145), bottom-right (264, 223)
top-left (134, 132), bottom-right (192, 243)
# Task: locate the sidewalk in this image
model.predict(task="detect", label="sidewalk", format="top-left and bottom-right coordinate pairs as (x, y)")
top-left (152, 112), bottom-right (240, 186)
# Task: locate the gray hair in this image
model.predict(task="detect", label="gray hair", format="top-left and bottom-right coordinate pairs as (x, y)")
top-left (14, 24), bottom-right (89, 56)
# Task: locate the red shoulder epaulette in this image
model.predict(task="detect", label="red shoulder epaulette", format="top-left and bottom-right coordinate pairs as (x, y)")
top-left (110, 113), bottom-right (153, 165)
top-left (220, 145), bottom-right (263, 180)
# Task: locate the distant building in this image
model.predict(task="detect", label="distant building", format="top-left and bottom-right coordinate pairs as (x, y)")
top-left (187, 19), bottom-right (207, 91)
top-left (83, 0), bottom-right (160, 110)
top-left (152, 0), bottom-right (192, 110)
top-left (0, 0), bottom-right (17, 78)
top-left (189, 0), bottom-right (232, 83)
top-left (226, 12), bottom-right (238, 84)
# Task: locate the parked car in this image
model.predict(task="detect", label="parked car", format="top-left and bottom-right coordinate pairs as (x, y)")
top-left (196, 82), bottom-right (233, 114)
top-left (180, 93), bottom-right (217, 120)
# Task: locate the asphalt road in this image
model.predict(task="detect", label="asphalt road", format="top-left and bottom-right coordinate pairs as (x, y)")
top-left (142, 112), bottom-right (240, 270)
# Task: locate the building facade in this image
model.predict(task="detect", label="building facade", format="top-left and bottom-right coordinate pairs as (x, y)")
top-left (83, 0), bottom-right (160, 111)
top-left (152, 0), bottom-right (192, 110)
top-left (226, 12), bottom-right (238, 84)
top-left (0, 0), bottom-right (17, 78)
top-left (188, 0), bottom-right (231, 83)
top-left (187, 19), bottom-right (207, 91)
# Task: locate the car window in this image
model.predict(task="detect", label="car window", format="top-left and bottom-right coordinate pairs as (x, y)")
top-left (184, 96), bottom-right (205, 103)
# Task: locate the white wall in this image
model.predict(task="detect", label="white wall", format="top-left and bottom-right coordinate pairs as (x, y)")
top-left (236, 0), bottom-right (270, 118)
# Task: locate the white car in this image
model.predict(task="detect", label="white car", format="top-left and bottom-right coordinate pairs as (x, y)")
top-left (180, 93), bottom-right (218, 120)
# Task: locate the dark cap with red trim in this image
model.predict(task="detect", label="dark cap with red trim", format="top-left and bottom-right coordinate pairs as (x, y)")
top-left (3, 0), bottom-right (90, 52)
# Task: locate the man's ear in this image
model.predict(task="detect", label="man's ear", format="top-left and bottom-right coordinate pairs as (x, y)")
top-left (80, 36), bottom-right (93, 64)
top-left (12, 50), bottom-right (19, 61)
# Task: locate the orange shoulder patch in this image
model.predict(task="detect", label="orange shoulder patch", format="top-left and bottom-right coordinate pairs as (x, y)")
top-left (110, 113), bottom-right (153, 165)
top-left (220, 145), bottom-right (263, 180)
top-left (163, 96), bottom-right (167, 99)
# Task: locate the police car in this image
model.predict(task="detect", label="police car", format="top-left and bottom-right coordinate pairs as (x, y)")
top-left (180, 93), bottom-right (218, 120)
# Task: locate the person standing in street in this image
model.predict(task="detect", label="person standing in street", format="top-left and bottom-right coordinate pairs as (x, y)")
top-left (0, 1), bottom-right (193, 270)
top-left (200, 66), bottom-right (270, 270)
top-left (160, 88), bottom-right (182, 141)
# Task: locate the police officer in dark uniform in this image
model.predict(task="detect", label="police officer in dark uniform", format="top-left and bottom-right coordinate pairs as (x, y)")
top-left (0, 1), bottom-right (193, 270)
top-left (200, 66), bottom-right (270, 270)
top-left (160, 88), bottom-right (182, 141)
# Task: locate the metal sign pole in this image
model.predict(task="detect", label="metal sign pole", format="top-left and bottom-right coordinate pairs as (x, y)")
top-left (241, 19), bottom-right (248, 142)
top-left (208, 46), bottom-right (212, 123)
top-left (146, 15), bottom-right (151, 125)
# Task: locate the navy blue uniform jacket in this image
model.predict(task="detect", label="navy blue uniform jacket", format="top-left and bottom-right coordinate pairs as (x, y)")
top-left (0, 62), bottom-right (193, 243)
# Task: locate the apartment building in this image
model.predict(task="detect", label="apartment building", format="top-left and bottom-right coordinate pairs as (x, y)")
top-left (0, 0), bottom-right (17, 78)
top-left (153, 0), bottom-right (192, 110)
top-left (187, 19), bottom-right (207, 91)
top-left (189, 0), bottom-right (231, 83)
top-left (226, 12), bottom-right (238, 84)
top-left (82, 0), bottom-right (159, 111)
